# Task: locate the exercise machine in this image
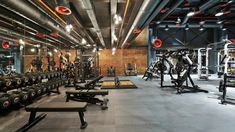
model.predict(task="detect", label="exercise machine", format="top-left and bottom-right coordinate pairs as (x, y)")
top-left (198, 48), bottom-right (211, 80)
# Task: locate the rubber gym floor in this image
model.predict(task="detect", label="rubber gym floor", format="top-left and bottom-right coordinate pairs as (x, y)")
top-left (1, 75), bottom-right (235, 132)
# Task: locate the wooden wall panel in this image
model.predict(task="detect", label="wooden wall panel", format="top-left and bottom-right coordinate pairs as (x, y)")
top-left (99, 48), bottom-right (147, 76)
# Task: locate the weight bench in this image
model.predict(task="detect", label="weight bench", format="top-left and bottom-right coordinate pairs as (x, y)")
top-left (17, 102), bottom-right (88, 132)
top-left (66, 75), bottom-right (109, 110)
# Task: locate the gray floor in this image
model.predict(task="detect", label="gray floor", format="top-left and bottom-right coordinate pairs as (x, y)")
top-left (1, 75), bottom-right (235, 132)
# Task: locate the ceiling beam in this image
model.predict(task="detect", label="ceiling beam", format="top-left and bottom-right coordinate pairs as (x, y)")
top-left (110, 0), bottom-right (117, 48)
top-left (81, 0), bottom-right (106, 48)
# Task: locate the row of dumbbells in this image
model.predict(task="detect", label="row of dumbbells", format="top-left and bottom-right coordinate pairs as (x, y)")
top-left (0, 79), bottom-right (64, 110)
top-left (0, 71), bottom-right (63, 92)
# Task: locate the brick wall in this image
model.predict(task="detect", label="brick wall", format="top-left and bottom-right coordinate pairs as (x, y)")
top-left (99, 48), bottom-right (147, 76)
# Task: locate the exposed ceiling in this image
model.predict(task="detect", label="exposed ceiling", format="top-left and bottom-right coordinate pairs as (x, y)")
top-left (0, 0), bottom-right (234, 50)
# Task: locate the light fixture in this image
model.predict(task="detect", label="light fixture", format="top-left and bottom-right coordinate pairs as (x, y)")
top-left (164, 25), bottom-right (169, 31)
top-left (54, 49), bottom-right (58, 53)
top-left (81, 38), bottom-right (87, 44)
top-left (19, 39), bottom-right (25, 45)
top-left (176, 17), bottom-right (181, 24)
top-left (215, 11), bottom-right (224, 17)
top-left (30, 48), bottom-right (35, 52)
top-left (199, 25), bottom-right (204, 31)
top-left (48, 51), bottom-right (52, 56)
top-left (187, 11), bottom-right (195, 17)
top-left (114, 14), bottom-right (122, 25)
top-left (228, 0), bottom-right (233, 4)
top-left (112, 48), bottom-right (116, 52)
top-left (156, 21), bottom-right (161, 24)
top-left (92, 48), bottom-right (96, 53)
top-left (35, 44), bottom-right (40, 48)
top-left (67, 52), bottom-right (71, 56)
top-left (199, 20), bottom-right (205, 25)
top-left (99, 48), bottom-right (103, 51)
top-left (217, 20), bottom-right (223, 24)
top-left (112, 33), bottom-right (118, 41)
top-left (87, 44), bottom-right (91, 47)
top-left (65, 24), bottom-right (73, 33)
top-left (222, 27), bottom-right (227, 31)
top-left (98, 52), bottom-right (101, 56)
top-left (185, 24), bottom-right (189, 30)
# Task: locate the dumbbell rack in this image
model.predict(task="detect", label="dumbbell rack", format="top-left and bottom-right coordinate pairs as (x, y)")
top-left (0, 71), bottom-right (64, 111)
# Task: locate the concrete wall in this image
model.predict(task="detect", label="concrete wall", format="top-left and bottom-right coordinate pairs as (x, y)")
top-left (99, 48), bottom-right (147, 76)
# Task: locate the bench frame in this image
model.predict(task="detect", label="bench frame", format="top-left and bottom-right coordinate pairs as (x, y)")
top-left (17, 105), bottom-right (87, 132)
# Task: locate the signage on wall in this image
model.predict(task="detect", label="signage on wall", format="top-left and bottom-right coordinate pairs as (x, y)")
top-left (153, 39), bottom-right (162, 48)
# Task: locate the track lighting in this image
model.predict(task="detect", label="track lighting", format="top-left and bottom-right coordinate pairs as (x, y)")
top-left (81, 38), bottom-right (87, 44)
top-left (19, 39), bottom-right (25, 45)
top-left (215, 11), bottom-right (224, 17)
top-left (65, 24), bottom-right (73, 33)
top-left (187, 11), bottom-right (195, 17)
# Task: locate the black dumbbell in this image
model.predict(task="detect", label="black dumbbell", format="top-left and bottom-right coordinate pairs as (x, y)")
top-left (21, 87), bottom-right (37, 99)
top-left (0, 93), bottom-right (20, 105)
top-left (11, 90), bottom-right (29, 103)
top-left (0, 93), bottom-right (11, 109)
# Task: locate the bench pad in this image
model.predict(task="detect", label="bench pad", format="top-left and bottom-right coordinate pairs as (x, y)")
top-left (66, 90), bottom-right (108, 95)
top-left (25, 102), bottom-right (87, 112)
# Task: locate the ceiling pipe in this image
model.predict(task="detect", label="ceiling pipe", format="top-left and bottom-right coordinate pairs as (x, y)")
top-left (0, 10), bottom-right (68, 47)
top-left (158, 0), bottom-right (184, 21)
top-left (117, 0), bottom-right (144, 48)
top-left (182, 0), bottom-right (220, 24)
top-left (0, 26), bottom-right (57, 48)
top-left (157, 24), bottom-right (222, 28)
top-left (0, 0), bottom-right (82, 46)
top-left (110, 0), bottom-right (118, 48)
top-left (121, 0), bottom-right (170, 48)
top-left (80, 0), bottom-right (106, 48)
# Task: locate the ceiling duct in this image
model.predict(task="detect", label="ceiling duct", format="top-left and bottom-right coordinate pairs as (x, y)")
top-left (182, 0), bottom-right (220, 24)
top-left (80, 0), bottom-right (106, 48)
top-left (0, 0), bottom-right (82, 47)
top-left (121, 0), bottom-right (170, 48)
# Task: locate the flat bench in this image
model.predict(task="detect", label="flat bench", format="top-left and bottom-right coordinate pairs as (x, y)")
top-left (66, 90), bottom-right (109, 110)
top-left (17, 102), bottom-right (88, 132)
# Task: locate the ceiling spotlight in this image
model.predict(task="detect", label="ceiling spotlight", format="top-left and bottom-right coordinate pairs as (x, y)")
top-left (19, 39), bottom-right (25, 45)
top-left (112, 33), bottom-right (118, 41)
top-left (185, 24), bottom-right (189, 30)
top-left (187, 11), bottom-right (195, 17)
top-left (112, 48), bottom-right (116, 52)
top-left (48, 51), bottom-right (52, 56)
top-left (54, 49), bottom-right (58, 53)
top-left (92, 48), bottom-right (96, 53)
top-left (222, 27), bottom-right (227, 31)
top-left (217, 20), bottom-right (223, 24)
top-left (164, 25), bottom-right (169, 31)
top-left (87, 44), bottom-right (91, 47)
top-left (228, 0), bottom-right (233, 4)
top-left (199, 25), bottom-right (204, 31)
top-left (65, 24), bottom-right (73, 33)
top-left (215, 11), bottom-right (224, 17)
top-left (114, 14), bottom-right (122, 25)
top-left (81, 38), bottom-right (87, 44)
top-left (30, 48), bottom-right (35, 52)
top-left (176, 17), bottom-right (181, 24)
top-left (199, 20), bottom-right (205, 25)
top-left (156, 21), bottom-right (161, 24)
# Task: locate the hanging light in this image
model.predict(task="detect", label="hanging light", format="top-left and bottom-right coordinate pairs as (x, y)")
top-left (19, 39), bottom-right (25, 45)
top-left (164, 25), bottom-right (169, 31)
top-left (215, 11), bottom-right (224, 17)
top-left (185, 24), bottom-right (189, 30)
top-left (81, 38), bottom-right (87, 44)
top-left (65, 24), bottom-right (73, 33)
top-left (199, 25), bottom-right (204, 31)
top-left (30, 48), bottom-right (36, 52)
top-left (54, 49), bottom-right (58, 53)
top-left (217, 20), bottom-right (223, 24)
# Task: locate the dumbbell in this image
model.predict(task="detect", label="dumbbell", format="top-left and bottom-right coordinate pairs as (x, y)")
top-left (21, 87), bottom-right (37, 99)
top-left (11, 90), bottom-right (29, 103)
top-left (0, 93), bottom-right (11, 109)
top-left (31, 85), bottom-right (42, 96)
top-left (0, 93), bottom-right (20, 105)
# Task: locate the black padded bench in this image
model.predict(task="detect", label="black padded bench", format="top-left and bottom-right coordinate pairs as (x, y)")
top-left (66, 90), bottom-right (109, 110)
top-left (17, 102), bottom-right (88, 132)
